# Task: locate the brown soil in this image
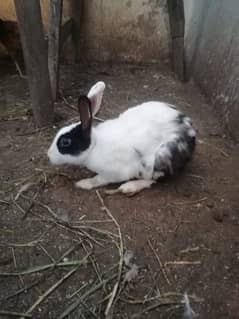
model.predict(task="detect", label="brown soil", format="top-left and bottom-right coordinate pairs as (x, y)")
top-left (0, 60), bottom-right (239, 319)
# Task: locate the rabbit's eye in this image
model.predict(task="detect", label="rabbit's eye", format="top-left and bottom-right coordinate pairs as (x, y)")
top-left (59, 137), bottom-right (72, 148)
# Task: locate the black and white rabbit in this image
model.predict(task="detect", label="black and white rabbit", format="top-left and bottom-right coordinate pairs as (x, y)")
top-left (47, 81), bottom-right (196, 195)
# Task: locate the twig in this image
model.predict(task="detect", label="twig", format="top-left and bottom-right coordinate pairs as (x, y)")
top-left (0, 279), bottom-right (43, 302)
top-left (56, 241), bottom-right (82, 264)
top-left (23, 266), bottom-right (80, 318)
top-left (198, 139), bottom-right (229, 157)
top-left (173, 197), bottom-right (208, 206)
top-left (79, 300), bottom-right (98, 319)
top-left (165, 261), bottom-right (201, 266)
top-left (121, 292), bottom-right (203, 305)
top-left (11, 247), bottom-right (24, 287)
top-left (0, 311), bottom-right (32, 318)
top-left (95, 190), bottom-right (124, 318)
top-left (81, 241), bottom-right (104, 291)
top-left (39, 244), bottom-right (56, 264)
top-left (66, 282), bottom-right (88, 299)
top-left (58, 272), bottom-right (119, 319)
top-left (20, 194), bottom-right (58, 219)
top-left (0, 257), bottom-right (90, 276)
top-left (15, 182), bottom-right (35, 200)
top-left (179, 247), bottom-right (200, 254)
top-left (132, 298), bottom-right (183, 318)
top-left (0, 199), bottom-right (10, 205)
top-left (72, 219), bottom-right (113, 224)
top-left (148, 239), bottom-right (171, 285)
top-left (61, 95), bottom-right (77, 111)
top-left (21, 192), bottom-right (38, 220)
top-left (13, 200), bottom-right (27, 216)
top-left (0, 227), bottom-right (52, 248)
top-left (187, 174), bottom-right (204, 181)
top-left (73, 225), bottom-right (118, 238)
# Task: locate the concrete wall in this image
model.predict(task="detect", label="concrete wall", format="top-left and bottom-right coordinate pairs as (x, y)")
top-left (184, 0), bottom-right (239, 141)
top-left (72, 0), bottom-right (170, 63)
top-left (0, 0), bottom-right (170, 64)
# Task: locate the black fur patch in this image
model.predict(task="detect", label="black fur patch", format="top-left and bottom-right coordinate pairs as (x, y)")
top-left (153, 130), bottom-right (196, 179)
top-left (57, 124), bottom-right (91, 155)
top-left (175, 113), bottom-right (186, 125)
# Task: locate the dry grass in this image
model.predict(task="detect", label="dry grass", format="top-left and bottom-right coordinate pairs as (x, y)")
top-left (0, 170), bottom-right (202, 318)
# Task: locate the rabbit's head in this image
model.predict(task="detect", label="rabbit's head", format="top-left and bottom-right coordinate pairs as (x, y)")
top-left (47, 81), bottom-right (105, 166)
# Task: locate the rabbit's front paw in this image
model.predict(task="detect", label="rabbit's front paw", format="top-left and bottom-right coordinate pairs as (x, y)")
top-left (75, 175), bottom-right (109, 190)
top-left (75, 178), bottom-right (95, 190)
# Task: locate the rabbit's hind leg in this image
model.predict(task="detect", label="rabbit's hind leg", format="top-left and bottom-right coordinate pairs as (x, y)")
top-left (106, 179), bottom-right (155, 196)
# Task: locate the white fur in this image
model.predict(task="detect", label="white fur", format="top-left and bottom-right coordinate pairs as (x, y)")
top-left (48, 82), bottom-right (196, 193)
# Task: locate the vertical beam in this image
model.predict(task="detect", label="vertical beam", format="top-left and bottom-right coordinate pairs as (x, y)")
top-left (14, 0), bottom-right (54, 127)
top-left (167, 0), bottom-right (185, 81)
top-left (48, 0), bottom-right (63, 101)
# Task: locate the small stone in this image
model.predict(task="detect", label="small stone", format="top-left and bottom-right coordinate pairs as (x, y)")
top-left (207, 202), bottom-right (214, 209)
top-left (212, 210), bottom-right (224, 223)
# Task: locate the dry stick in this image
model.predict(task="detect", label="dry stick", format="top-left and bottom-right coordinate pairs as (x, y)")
top-left (0, 200), bottom-right (10, 205)
top-left (1, 279), bottom-right (43, 302)
top-left (58, 272), bottom-right (119, 319)
top-left (0, 227), bottom-right (52, 248)
top-left (173, 196), bottom-right (208, 206)
top-left (148, 239), bottom-right (171, 285)
top-left (39, 244), bottom-right (56, 264)
top-left (21, 266), bottom-right (80, 318)
top-left (20, 194), bottom-right (58, 219)
top-left (121, 292), bottom-right (203, 305)
top-left (81, 241), bottom-right (104, 290)
top-left (15, 182), bottom-right (35, 201)
top-left (56, 241), bottom-right (83, 264)
top-left (132, 298), bottom-right (183, 318)
top-left (165, 261), bottom-right (201, 266)
top-left (79, 300), bottom-right (98, 319)
top-left (13, 200), bottom-right (27, 216)
top-left (66, 282), bottom-right (89, 300)
top-left (73, 225), bottom-right (118, 238)
top-left (0, 311), bottom-right (32, 318)
top-left (11, 247), bottom-right (24, 287)
top-left (67, 263), bottom-right (119, 300)
top-left (0, 259), bottom-right (88, 276)
top-left (95, 190), bottom-right (124, 318)
top-left (21, 192), bottom-right (38, 220)
top-left (45, 219), bottom-right (105, 247)
top-left (72, 219), bottom-right (113, 224)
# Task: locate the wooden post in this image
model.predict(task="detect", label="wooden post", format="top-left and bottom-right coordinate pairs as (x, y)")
top-left (14, 0), bottom-right (54, 127)
top-left (167, 0), bottom-right (185, 81)
top-left (48, 0), bottom-right (63, 101)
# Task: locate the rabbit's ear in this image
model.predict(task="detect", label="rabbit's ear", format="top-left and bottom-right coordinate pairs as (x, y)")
top-left (78, 95), bottom-right (92, 135)
top-left (87, 81), bottom-right (105, 116)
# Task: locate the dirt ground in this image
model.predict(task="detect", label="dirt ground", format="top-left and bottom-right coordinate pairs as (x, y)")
top-left (0, 59), bottom-right (239, 319)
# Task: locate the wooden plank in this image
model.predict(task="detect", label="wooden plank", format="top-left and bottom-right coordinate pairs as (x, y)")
top-left (48, 0), bottom-right (63, 101)
top-left (167, 0), bottom-right (185, 81)
top-left (60, 18), bottom-right (73, 50)
top-left (14, 0), bottom-right (54, 127)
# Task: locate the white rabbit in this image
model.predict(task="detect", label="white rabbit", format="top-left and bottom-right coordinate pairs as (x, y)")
top-left (47, 81), bottom-right (196, 195)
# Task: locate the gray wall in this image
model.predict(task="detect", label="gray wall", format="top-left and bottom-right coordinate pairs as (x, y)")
top-left (184, 0), bottom-right (239, 141)
top-left (72, 0), bottom-right (170, 64)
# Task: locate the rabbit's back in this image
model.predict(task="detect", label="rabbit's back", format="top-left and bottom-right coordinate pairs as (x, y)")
top-left (90, 101), bottom-right (196, 180)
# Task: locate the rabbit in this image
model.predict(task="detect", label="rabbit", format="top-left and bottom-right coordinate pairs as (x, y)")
top-left (47, 81), bottom-right (196, 195)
